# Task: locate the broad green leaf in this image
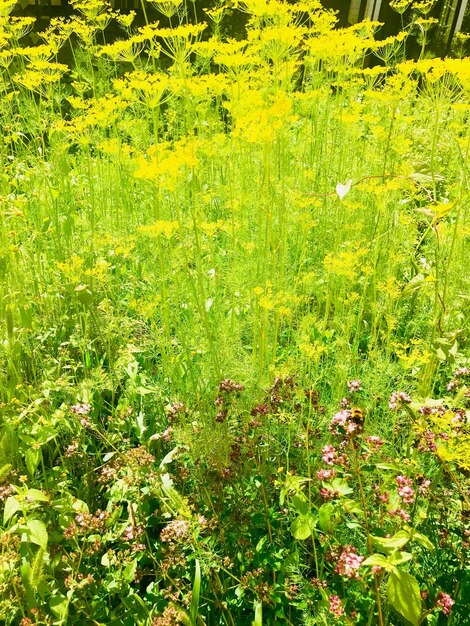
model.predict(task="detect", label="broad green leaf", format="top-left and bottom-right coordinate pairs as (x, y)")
top-left (123, 559), bottom-right (137, 582)
top-left (0, 463), bottom-right (12, 481)
top-left (25, 448), bottom-right (40, 477)
top-left (281, 551), bottom-right (299, 573)
top-left (25, 489), bottom-right (49, 503)
top-left (291, 494), bottom-right (309, 516)
top-left (291, 513), bottom-right (316, 540)
top-left (72, 499), bottom-right (89, 513)
top-left (256, 536), bottom-right (268, 553)
top-left (74, 284), bottom-right (93, 306)
top-left (372, 530), bottom-right (410, 553)
top-left (430, 201), bottom-right (455, 222)
top-left (49, 594), bottom-right (69, 620)
top-left (26, 519), bottom-right (48, 549)
top-left (159, 446), bottom-right (187, 469)
top-left (387, 569), bottom-right (422, 626)
top-left (402, 273), bottom-right (426, 297)
top-left (4, 496), bottom-right (21, 524)
top-left (389, 551), bottom-right (413, 566)
top-left (362, 554), bottom-right (390, 568)
top-left (343, 499), bottom-right (363, 516)
top-left (280, 474), bottom-right (310, 506)
top-left (21, 558), bottom-right (35, 609)
top-left (318, 502), bottom-right (335, 533)
top-left (411, 532), bottom-right (434, 552)
top-left (161, 472), bottom-right (191, 516)
top-left (330, 478), bottom-right (353, 496)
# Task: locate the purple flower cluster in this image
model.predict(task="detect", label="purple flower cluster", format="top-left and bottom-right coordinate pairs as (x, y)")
top-left (396, 475), bottom-right (415, 504)
top-left (160, 519), bottom-right (191, 544)
top-left (334, 546), bottom-right (364, 578)
top-left (328, 409), bottom-right (363, 436)
top-left (447, 367), bottom-right (470, 391)
top-left (316, 468), bottom-right (336, 481)
top-left (389, 391), bottom-right (412, 410)
top-left (436, 592), bottom-right (454, 615)
top-left (329, 595), bottom-right (345, 618)
top-left (70, 402), bottom-right (91, 415)
top-left (347, 379), bottom-right (362, 392)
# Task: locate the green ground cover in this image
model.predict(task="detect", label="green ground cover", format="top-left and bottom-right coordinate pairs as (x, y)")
top-left (0, 0), bottom-right (469, 624)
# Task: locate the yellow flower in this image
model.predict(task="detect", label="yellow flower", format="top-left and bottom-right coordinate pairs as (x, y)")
top-left (138, 220), bottom-right (179, 239)
top-left (134, 137), bottom-right (199, 191)
top-left (98, 36), bottom-right (146, 62)
top-left (323, 247), bottom-right (368, 281)
top-left (57, 256), bottom-right (85, 282)
top-left (0, 0), bottom-right (16, 17)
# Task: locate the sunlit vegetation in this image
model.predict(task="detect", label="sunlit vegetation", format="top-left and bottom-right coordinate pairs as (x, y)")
top-left (0, 0), bottom-right (469, 624)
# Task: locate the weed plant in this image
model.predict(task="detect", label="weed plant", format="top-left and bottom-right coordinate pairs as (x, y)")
top-left (0, 0), bottom-right (469, 624)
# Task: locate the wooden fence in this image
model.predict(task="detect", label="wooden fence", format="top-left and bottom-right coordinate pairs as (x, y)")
top-left (13, 0), bottom-right (470, 51)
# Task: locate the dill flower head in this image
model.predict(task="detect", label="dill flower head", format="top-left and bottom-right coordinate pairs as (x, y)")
top-left (115, 10), bottom-right (136, 31)
top-left (70, 0), bottom-right (110, 20)
top-left (0, 0), bottom-right (16, 17)
top-left (150, 0), bottom-right (184, 19)
top-left (390, 0), bottom-right (412, 13)
top-left (157, 23), bottom-right (207, 42)
top-left (98, 37), bottom-right (146, 63)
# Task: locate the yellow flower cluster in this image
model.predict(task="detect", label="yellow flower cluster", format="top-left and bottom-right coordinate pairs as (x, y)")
top-left (134, 138), bottom-right (200, 191)
top-left (138, 220), bottom-right (179, 239)
top-left (323, 247), bottom-right (369, 282)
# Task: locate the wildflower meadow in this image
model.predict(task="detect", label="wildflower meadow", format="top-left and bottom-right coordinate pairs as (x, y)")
top-left (0, 0), bottom-right (469, 624)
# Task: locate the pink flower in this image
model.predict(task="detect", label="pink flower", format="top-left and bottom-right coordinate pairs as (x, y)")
top-left (399, 486), bottom-right (414, 503)
top-left (334, 546), bottom-right (364, 578)
top-left (378, 491), bottom-right (389, 504)
top-left (418, 479), bottom-right (431, 495)
top-left (329, 410), bottom-right (351, 433)
top-left (396, 475), bottom-right (415, 504)
top-left (339, 397), bottom-right (350, 409)
top-left (347, 379), bottom-right (362, 392)
top-left (329, 408), bottom-right (363, 436)
top-left (316, 468), bottom-right (337, 481)
top-left (418, 430), bottom-right (438, 452)
top-left (371, 565), bottom-right (383, 575)
top-left (436, 592), bottom-right (454, 615)
top-left (70, 403), bottom-right (91, 415)
top-left (160, 520), bottom-right (191, 543)
top-left (366, 436), bottom-right (384, 447)
top-left (388, 508), bottom-right (411, 522)
top-left (329, 595), bottom-right (345, 619)
top-left (320, 487), bottom-right (339, 501)
top-left (389, 391), bottom-right (412, 410)
top-left (322, 444), bottom-right (338, 465)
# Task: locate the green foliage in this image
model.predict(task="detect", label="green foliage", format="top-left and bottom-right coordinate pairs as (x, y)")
top-left (0, 0), bottom-right (468, 624)
top-left (387, 569), bottom-right (422, 625)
